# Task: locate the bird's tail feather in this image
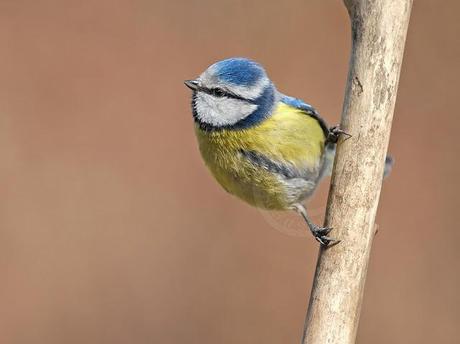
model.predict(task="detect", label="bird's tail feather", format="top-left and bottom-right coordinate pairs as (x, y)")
top-left (321, 143), bottom-right (394, 179)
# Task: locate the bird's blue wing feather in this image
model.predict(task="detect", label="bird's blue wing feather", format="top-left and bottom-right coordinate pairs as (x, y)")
top-left (279, 94), bottom-right (329, 136)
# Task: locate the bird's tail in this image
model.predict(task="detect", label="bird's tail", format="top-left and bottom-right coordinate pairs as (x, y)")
top-left (321, 143), bottom-right (394, 179)
top-left (383, 155), bottom-right (394, 178)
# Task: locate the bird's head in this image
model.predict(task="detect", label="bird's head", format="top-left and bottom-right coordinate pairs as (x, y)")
top-left (185, 58), bottom-right (277, 130)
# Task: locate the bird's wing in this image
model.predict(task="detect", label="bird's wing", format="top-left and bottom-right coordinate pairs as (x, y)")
top-left (279, 94), bottom-right (329, 137)
top-left (235, 98), bottom-right (328, 181)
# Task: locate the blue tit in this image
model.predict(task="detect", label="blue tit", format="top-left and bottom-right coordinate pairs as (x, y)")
top-left (184, 57), bottom-right (352, 245)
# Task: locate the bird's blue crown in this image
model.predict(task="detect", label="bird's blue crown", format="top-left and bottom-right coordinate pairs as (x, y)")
top-left (212, 58), bottom-right (266, 87)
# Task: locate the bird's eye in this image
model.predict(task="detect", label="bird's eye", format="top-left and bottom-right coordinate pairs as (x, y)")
top-left (212, 88), bottom-right (226, 97)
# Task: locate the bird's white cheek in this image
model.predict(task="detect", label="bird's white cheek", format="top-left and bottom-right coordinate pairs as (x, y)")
top-left (195, 93), bottom-right (258, 127)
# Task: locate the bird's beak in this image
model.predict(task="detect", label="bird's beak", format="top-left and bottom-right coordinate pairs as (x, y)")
top-left (184, 79), bottom-right (199, 91)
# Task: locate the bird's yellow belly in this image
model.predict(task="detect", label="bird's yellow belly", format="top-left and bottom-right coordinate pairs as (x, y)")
top-left (200, 148), bottom-right (291, 210)
top-left (194, 103), bottom-right (326, 210)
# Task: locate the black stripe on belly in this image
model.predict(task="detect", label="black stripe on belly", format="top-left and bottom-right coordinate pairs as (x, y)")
top-left (239, 149), bottom-right (300, 179)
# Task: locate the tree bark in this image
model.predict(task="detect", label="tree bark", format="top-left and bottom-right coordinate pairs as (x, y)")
top-left (301, 1), bottom-right (412, 343)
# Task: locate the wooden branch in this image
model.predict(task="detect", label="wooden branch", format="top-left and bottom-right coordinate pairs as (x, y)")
top-left (301, 1), bottom-right (412, 343)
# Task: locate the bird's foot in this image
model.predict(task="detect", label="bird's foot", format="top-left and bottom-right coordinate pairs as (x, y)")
top-left (293, 203), bottom-right (341, 247)
top-left (328, 125), bottom-right (352, 143)
top-left (310, 225), bottom-right (340, 247)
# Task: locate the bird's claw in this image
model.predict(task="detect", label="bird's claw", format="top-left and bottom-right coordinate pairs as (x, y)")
top-left (328, 125), bottom-right (352, 143)
top-left (311, 226), bottom-right (340, 247)
top-left (312, 226), bottom-right (333, 237)
top-left (294, 203), bottom-right (341, 247)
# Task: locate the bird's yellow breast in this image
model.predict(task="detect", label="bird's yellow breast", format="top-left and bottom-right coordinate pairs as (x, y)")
top-left (195, 102), bottom-right (326, 210)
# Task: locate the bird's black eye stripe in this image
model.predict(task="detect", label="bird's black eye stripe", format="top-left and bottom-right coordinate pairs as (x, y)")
top-left (197, 86), bottom-right (255, 104)
top-left (211, 88), bottom-right (226, 97)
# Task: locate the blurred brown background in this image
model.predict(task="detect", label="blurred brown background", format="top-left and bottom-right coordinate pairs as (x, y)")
top-left (1, 1), bottom-right (459, 343)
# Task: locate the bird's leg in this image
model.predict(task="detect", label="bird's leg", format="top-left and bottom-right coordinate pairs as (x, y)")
top-left (293, 204), bottom-right (340, 247)
top-left (327, 125), bottom-right (352, 144)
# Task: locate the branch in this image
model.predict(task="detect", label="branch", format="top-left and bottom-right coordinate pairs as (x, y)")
top-left (301, 1), bottom-right (412, 343)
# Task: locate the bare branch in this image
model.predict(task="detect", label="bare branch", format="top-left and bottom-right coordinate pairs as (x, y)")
top-left (301, 1), bottom-right (413, 343)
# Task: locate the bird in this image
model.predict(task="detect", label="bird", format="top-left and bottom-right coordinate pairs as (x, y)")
top-left (184, 57), bottom-right (384, 246)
